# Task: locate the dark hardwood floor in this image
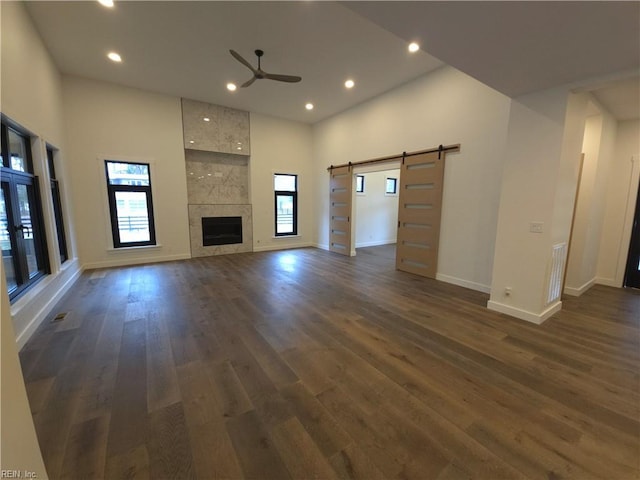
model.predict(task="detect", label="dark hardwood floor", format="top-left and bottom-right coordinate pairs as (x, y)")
top-left (20, 246), bottom-right (640, 479)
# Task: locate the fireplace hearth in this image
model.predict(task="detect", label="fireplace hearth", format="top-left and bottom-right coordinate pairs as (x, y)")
top-left (202, 216), bottom-right (242, 246)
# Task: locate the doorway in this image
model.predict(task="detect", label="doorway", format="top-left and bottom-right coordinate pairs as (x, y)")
top-left (328, 144), bottom-right (458, 279)
top-left (624, 181), bottom-right (640, 288)
top-left (354, 167), bottom-right (400, 264)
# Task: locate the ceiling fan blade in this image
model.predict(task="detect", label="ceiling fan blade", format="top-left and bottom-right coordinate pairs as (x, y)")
top-left (263, 73), bottom-right (302, 83)
top-left (230, 49), bottom-right (257, 74)
top-left (241, 76), bottom-right (257, 88)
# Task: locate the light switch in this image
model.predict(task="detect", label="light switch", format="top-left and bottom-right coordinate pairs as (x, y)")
top-left (529, 222), bottom-right (544, 233)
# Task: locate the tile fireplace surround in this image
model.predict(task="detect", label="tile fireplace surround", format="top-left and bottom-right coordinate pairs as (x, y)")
top-left (188, 204), bottom-right (253, 257)
top-left (182, 99), bottom-right (253, 258)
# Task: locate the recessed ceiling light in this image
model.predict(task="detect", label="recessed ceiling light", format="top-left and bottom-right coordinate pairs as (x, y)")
top-left (305, 103), bottom-right (314, 110)
top-left (203, 117), bottom-right (210, 122)
top-left (189, 140), bottom-right (194, 144)
top-left (344, 79), bottom-right (355, 89)
top-left (408, 42), bottom-right (420, 53)
top-left (98, 0), bottom-right (114, 7)
top-left (107, 52), bottom-right (122, 63)
top-left (227, 83), bottom-right (237, 92)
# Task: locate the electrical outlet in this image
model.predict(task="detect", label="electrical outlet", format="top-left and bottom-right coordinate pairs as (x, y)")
top-left (504, 287), bottom-right (512, 296)
top-left (529, 222), bottom-right (544, 233)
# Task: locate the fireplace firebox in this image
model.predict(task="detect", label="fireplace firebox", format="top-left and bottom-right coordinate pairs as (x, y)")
top-left (202, 216), bottom-right (243, 246)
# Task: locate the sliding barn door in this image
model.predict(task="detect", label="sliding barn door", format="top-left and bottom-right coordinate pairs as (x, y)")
top-left (396, 151), bottom-right (445, 278)
top-left (329, 166), bottom-right (353, 256)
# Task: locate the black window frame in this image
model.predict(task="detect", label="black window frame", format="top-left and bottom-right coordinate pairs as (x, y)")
top-left (356, 174), bottom-right (365, 193)
top-left (47, 147), bottom-right (68, 263)
top-left (385, 177), bottom-right (398, 195)
top-left (274, 173), bottom-right (298, 237)
top-left (105, 160), bottom-right (157, 248)
top-left (4, 125), bottom-right (34, 173)
top-left (1, 120), bottom-right (50, 301)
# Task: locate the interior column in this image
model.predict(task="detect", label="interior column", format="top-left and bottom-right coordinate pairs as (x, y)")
top-left (488, 88), bottom-right (588, 323)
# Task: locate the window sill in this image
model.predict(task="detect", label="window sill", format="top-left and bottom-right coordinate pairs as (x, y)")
top-left (107, 244), bottom-right (162, 252)
top-left (59, 257), bottom-right (79, 272)
top-left (272, 235), bottom-right (301, 239)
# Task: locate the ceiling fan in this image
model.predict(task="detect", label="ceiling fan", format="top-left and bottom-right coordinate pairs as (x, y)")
top-left (229, 49), bottom-right (302, 88)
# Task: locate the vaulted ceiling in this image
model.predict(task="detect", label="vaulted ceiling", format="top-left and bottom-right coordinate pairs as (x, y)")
top-left (25, 1), bottom-right (640, 123)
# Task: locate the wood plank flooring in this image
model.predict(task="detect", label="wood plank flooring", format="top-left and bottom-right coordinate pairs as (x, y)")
top-left (20, 245), bottom-right (640, 479)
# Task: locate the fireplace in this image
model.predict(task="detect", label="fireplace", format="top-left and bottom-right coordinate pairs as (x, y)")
top-left (202, 216), bottom-right (242, 246)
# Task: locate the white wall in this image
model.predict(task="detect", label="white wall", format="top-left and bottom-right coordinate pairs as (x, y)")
top-left (597, 119), bottom-right (640, 286)
top-left (1, 2), bottom-right (64, 145)
top-left (1, 1), bottom-right (82, 346)
top-left (62, 76), bottom-right (191, 268)
top-left (249, 113), bottom-right (314, 252)
top-left (1, 262), bottom-right (48, 478)
top-left (313, 66), bottom-right (511, 292)
top-left (489, 88), bottom-right (589, 323)
top-left (1, 3), bottom-right (69, 475)
top-left (355, 169), bottom-right (399, 248)
top-left (565, 107), bottom-right (617, 295)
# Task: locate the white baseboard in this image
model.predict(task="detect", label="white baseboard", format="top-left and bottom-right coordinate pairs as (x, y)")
top-left (595, 276), bottom-right (621, 288)
top-left (82, 253), bottom-right (191, 270)
top-left (563, 278), bottom-right (596, 296)
top-left (253, 242), bottom-right (313, 252)
top-left (355, 239), bottom-right (396, 248)
top-left (15, 264), bottom-right (83, 350)
top-left (436, 273), bottom-right (491, 294)
top-left (314, 243), bottom-right (330, 251)
top-left (486, 299), bottom-right (562, 325)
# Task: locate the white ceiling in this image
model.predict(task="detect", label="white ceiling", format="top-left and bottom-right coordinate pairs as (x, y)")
top-left (25, 1), bottom-right (640, 124)
top-left (24, 1), bottom-right (444, 124)
top-left (345, 1), bottom-right (640, 121)
top-left (591, 77), bottom-right (640, 122)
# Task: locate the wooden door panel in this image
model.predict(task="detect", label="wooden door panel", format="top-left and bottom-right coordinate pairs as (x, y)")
top-left (329, 166), bottom-right (353, 256)
top-left (401, 188), bottom-right (442, 206)
top-left (396, 151), bottom-right (445, 278)
top-left (398, 209), bottom-right (440, 226)
top-left (329, 191), bottom-right (351, 205)
top-left (330, 207), bottom-right (351, 219)
top-left (397, 227), bottom-right (438, 245)
top-left (398, 224), bottom-right (434, 245)
top-left (401, 169), bottom-right (443, 186)
top-left (397, 255), bottom-right (435, 277)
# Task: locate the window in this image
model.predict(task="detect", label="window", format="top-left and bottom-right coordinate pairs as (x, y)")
top-left (105, 160), bottom-right (156, 248)
top-left (386, 177), bottom-right (398, 195)
top-left (274, 173), bottom-right (297, 236)
top-left (356, 175), bottom-right (365, 193)
top-left (1, 121), bottom-right (49, 300)
top-left (47, 148), bottom-right (68, 263)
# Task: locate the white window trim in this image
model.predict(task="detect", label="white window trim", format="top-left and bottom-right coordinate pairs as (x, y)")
top-left (355, 174), bottom-right (366, 196)
top-left (97, 155), bottom-right (160, 250)
top-left (385, 176), bottom-right (399, 196)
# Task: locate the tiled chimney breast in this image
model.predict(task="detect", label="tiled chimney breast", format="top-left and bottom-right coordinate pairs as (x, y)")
top-left (181, 98), bottom-right (250, 155)
top-left (182, 99), bottom-right (253, 257)
top-left (185, 150), bottom-right (248, 205)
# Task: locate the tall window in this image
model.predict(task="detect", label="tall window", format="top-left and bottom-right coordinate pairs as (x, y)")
top-left (274, 173), bottom-right (297, 236)
top-left (1, 121), bottom-right (49, 300)
top-left (105, 160), bottom-right (156, 248)
top-left (47, 148), bottom-right (68, 263)
top-left (386, 177), bottom-right (398, 195)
